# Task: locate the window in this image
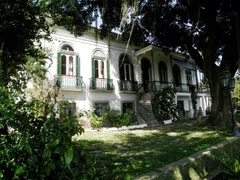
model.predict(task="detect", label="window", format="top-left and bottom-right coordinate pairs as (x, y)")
top-left (60, 102), bottom-right (76, 119)
top-left (94, 102), bottom-right (109, 117)
top-left (173, 64), bottom-right (181, 86)
top-left (93, 50), bottom-right (106, 78)
top-left (177, 100), bottom-right (185, 118)
top-left (61, 45), bottom-right (74, 75)
top-left (57, 44), bottom-right (80, 77)
top-left (122, 102), bottom-right (134, 114)
top-left (61, 55), bottom-right (67, 75)
top-left (186, 70), bottom-right (192, 85)
top-left (158, 61), bottom-right (168, 83)
top-left (119, 54), bottom-right (134, 81)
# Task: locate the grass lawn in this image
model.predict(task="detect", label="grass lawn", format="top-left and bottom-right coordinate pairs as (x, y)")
top-left (74, 118), bottom-right (231, 180)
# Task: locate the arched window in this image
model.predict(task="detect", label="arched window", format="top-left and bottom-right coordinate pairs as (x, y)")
top-left (173, 64), bottom-right (181, 86)
top-left (92, 50), bottom-right (106, 78)
top-left (61, 45), bottom-right (74, 51)
top-left (158, 61), bottom-right (168, 83)
top-left (119, 54), bottom-right (134, 81)
top-left (57, 44), bottom-right (80, 76)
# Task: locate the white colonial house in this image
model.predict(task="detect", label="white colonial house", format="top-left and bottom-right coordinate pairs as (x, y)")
top-left (43, 27), bottom-right (211, 126)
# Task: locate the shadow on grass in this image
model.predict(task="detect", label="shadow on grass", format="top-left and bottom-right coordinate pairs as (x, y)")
top-left (76, 119), bottom-right (231, 180)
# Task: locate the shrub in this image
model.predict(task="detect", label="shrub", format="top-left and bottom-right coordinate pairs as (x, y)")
top-left (0, 87), bottom-right (97, 179)
top-left (86, 108), bottom-right (135, 128)
top-left (152, 86), bottom-right (179, 121)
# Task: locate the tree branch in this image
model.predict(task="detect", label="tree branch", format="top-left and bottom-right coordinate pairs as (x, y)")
top-left (186, 42), bottom-right (204, 71)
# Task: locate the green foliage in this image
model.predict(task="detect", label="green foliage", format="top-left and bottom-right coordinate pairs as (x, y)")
top-left (213, 146), bottom-right (240, 179)
top-left (152, 86), bottom-right (179, 121)
top-left (87, 108), bottom-right (135, 129)
top-left (104, 109), bottom-right (134, 128)
top-left (0, 0), bottom-right (51, 86)
top-left (89, 113), bottom-right (105, 129)
top-left (0, 87), bottom-right (97, 179)
top-left (232, 78), bottom-right (240, 109)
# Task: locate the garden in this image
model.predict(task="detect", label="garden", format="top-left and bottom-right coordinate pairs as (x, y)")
top-left (75, 117), bottom-right (232, 179)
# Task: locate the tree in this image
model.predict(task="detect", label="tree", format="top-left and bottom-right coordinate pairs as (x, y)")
top-left (0, 1), bottom-right (99, 178)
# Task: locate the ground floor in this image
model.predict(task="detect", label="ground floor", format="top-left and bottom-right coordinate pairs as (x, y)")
top-left (58, 89), bottom-right (211, 121)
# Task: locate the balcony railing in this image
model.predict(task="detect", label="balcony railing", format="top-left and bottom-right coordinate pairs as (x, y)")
top-left (55, 75), bottom-right (83, 90)
top-left (89, 78), bottom-right (114, 91)
top-left (119, 80), bottom-right (138, 92)
top-left (141, 81), bottom-right (194, 93)
top-left (175, 83), bottom-right (190, 92)
top-left (152, 81), bottom-right (174, 92)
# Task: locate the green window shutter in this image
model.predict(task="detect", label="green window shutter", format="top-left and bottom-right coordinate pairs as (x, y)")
top-left (76, 55), bottom-right (80, 76)
top-left (57, 52), bottom-right (61, 74)
top-left (107, 60), bottom-right (110, 79)
top-left (107, 60), bottom-right (110, 89)
top-left (92, 58), bottom-right (95, 78)
top-left (92, 58), bottom-right (95, 89)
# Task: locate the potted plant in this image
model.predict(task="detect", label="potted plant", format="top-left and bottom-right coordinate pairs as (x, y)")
top-left (152, 86), bottom-right (179, 124)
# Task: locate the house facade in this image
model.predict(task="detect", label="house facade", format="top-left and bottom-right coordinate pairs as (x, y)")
top-left (44, 27), bottom-right (211, 125)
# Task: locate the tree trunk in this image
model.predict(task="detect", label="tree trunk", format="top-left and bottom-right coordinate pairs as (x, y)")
top-left (207, 71), bottom-right (232, 129)
top-left (203, 48), bottom-right (232, 129)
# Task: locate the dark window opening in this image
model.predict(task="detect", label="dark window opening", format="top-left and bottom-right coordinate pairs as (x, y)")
top-left (122, 102), bottom-right (134, 114)
top-left (94, 102), bottom-right (109, 117)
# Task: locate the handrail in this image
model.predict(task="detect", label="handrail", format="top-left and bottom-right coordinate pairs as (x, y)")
top-left (118, 80), bottom-right (138, 92)
top-left (136, 83), bottom-right (151, 122)
top-left (55, 75), bottom-right (83, 89)
top-left (89, 78), bottom-right (114, 90)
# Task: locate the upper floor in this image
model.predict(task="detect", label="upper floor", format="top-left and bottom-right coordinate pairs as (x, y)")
top-left (44, 28), bottom-right (209, 95)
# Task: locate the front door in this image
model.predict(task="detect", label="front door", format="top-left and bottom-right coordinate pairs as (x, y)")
top-left (141, 58), bottom-right (152, 92)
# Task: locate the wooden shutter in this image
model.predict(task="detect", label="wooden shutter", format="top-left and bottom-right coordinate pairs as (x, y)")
top-left (76, 55), bottom-right (80, 76)
top-left (107, 60), bottom-right (110, 79)
top-left (92, 58), bottom-right (95, 78)
top-left (92, 58), bottom-right (95, 89)
top-left (57, 52), bottom-right (61, 74)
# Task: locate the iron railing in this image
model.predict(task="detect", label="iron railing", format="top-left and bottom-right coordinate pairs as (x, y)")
top-left (175, 83), bottom-right (190, 92)
top-left (55, 75), bottom-right (83, 90)
top-left (141, 81), bottom-right (200, 93)
top-left (119, 80), bottom-right (138, 92)
top-left (89, 78), bottom-right (114, 91)
top-left (136, 83), bottom-right (151, 122)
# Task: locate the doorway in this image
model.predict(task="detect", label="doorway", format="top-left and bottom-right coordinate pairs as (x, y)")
top-left (141, 58), bottom-right (152, 92)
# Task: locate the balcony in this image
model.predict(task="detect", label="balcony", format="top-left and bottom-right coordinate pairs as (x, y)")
top-left (55, 75), bottom-right (83, 91)
top-left (152, 81), bottom-right (174, 91)
top-left (89, 78), bottom-right (114, 92)
top-left (175, 83), bottom-right (190, 92)
top-left (142, 81), bottom-right (191, 93)
top-left (119, 80), bottom-right (138, 92)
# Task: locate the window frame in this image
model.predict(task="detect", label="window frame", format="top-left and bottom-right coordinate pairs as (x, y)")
top-left (122, 101), bottom-right (134, 114)
top-left (93, 101), bottom-right (109, 117)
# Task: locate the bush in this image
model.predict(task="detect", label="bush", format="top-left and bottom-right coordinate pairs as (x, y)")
top-left (0, 87), bottom-right (97, 179)
top-left (152, 86), bottom-right (179, 121)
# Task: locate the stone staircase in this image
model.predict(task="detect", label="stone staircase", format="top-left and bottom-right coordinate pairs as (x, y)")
top-left (136, 92), bottom-right (159, 127)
